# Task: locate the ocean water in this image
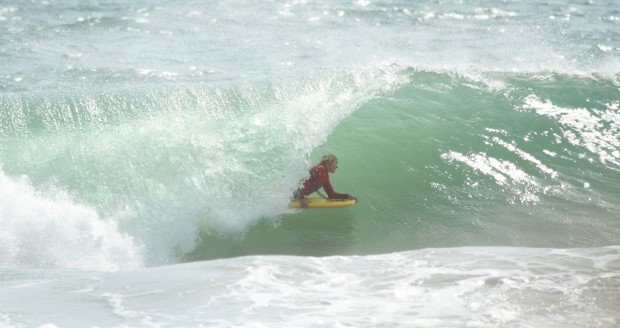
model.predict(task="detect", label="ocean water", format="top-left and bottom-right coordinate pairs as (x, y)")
top-left (0, 0), bottom-right (618, 327)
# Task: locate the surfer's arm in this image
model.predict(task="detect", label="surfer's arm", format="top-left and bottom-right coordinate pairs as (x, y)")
top-left (322, 180), bottom-right (349, 200)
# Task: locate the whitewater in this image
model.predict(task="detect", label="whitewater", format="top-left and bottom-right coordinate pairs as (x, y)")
top-left (1, 0), bottom-right (618, 327)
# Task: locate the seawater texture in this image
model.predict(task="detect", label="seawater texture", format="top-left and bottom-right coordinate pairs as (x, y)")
top-left (1, 0), bottom-right (619, 327)
top-left (2, 247), bottom-right (618, 327)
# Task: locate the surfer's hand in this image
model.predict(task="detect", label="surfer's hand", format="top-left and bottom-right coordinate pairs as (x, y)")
top-left (300, 198), bottom-right (309, 208)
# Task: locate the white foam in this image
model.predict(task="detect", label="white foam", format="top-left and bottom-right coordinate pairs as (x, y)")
top-left (441, 151), bottom-right (535, 186)
top-left (490, 136), bottom-right (558, 178)
top-left (522, 95), bottom-right (620, 166)
top-left (4, 246), bottom-right (616, 327)
top-left (441, 151), bottom-right (541, 203)
top-left (0, 170), bottom-right (144, 271)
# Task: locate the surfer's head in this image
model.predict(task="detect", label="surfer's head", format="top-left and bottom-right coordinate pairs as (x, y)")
top-left (320, 153), bottom-right (338, 173)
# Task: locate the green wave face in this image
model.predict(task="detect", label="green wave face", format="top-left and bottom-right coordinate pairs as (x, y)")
top-left (186, 70), bottom-right (619, 260)
top-left (1, 56), bottom-right (619, 263)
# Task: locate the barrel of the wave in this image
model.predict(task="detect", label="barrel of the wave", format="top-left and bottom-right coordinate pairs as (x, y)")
top-left (289, 197), bottom-right (357, 209)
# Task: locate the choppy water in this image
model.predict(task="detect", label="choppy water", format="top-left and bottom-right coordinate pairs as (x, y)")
top-left (1, 0), bottom-right (619, 327)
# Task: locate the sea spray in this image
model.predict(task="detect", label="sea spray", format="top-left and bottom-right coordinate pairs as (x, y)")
top-left (0, 169), bottom-right (143, 271)
top-left (1, 67), bottom-right (407, 265)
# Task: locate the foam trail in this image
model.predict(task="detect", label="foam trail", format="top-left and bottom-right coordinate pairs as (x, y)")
top-left (441, 151), bottom-right (536, 186)
top-left (489, 135), bottom-right (558, 178)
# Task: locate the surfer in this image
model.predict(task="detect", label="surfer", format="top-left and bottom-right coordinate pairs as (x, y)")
top-left (293, 153), bottom-right (358, 208)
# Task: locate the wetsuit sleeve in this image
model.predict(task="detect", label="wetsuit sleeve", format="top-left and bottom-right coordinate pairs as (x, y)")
top-left (322, 179), bottom-right (349, 200)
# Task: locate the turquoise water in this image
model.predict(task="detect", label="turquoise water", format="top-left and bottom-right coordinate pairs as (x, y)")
top-left (1, 0), bottom-right (619, 326)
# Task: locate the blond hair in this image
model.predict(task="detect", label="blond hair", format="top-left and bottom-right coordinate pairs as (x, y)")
top-left (320, 153), bottom-right (337, 164)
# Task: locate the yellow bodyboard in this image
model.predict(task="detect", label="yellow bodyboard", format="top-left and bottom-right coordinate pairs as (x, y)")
top-left (289, 197), bottom-right (357, 209)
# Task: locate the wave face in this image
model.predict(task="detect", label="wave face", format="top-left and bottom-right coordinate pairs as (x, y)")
top-left (186, 70), bottom-right (620, 260)
top-left (3, 69), bottom-right (617, 266)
